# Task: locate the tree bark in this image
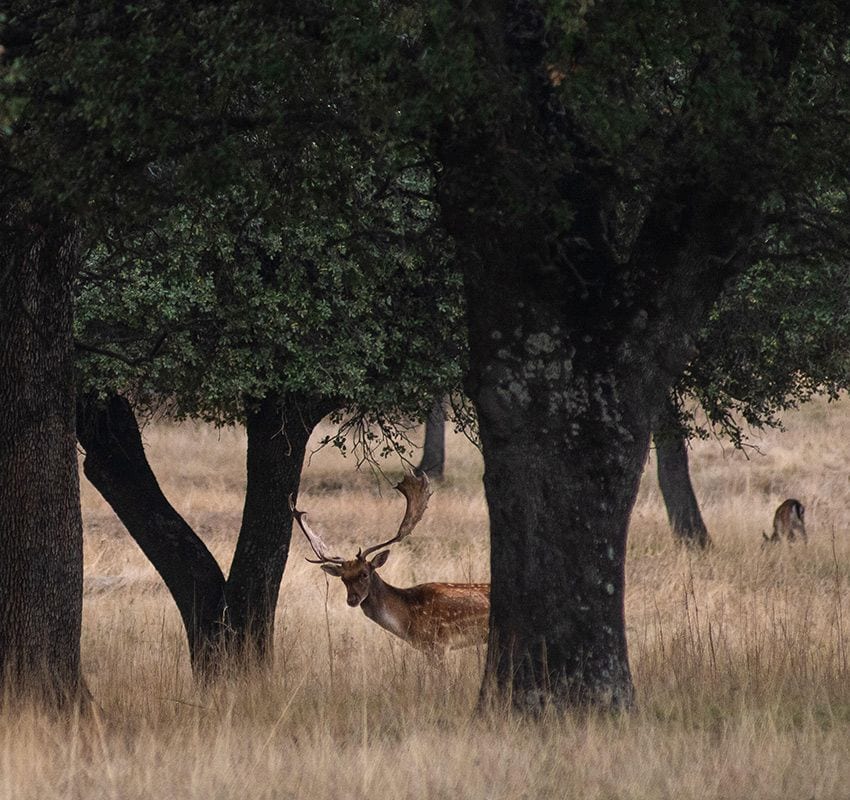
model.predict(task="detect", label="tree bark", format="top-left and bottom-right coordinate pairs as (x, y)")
top-left (416, 397), bottom-right (446, 480)
top-left (434, 2), bottom-right (757, 713)
top-left (0, 211), bottom-right (84, 706)
top-left (654, 397), bottom-right (711, 549)
top-left (224, 394), bottom-right (330, 661)
top-left (76, 393), bottom-right (229, 675)
top-left (456, 234), bottom-right (741, 713)
top-left (464, 286), bottom-right (656, 712)
top-left (478, 430), bottom-right (645, 712)
top-left (78, 391), bottom-right (330, 673)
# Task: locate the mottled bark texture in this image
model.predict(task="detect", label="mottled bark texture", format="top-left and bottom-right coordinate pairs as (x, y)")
top-left (463, 287), bottom-right (662, 712)
top-left (654, 396), bottom-right (711, 549)
top-left (436, 2), bottom-right (766, 712)
top-left (0, 211), bottom-right (85, 705)
top-left (78, 391), bottom-right (330, 674)
top-left (416, 398), bottom-right (446, 480)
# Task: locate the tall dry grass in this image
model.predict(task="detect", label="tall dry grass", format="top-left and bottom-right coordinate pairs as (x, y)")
top-left (6, 397), bottom-right (850, 798)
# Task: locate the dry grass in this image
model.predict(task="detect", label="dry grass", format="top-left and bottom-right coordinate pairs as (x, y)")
top-left (7, 397), bottom-right (850, 798)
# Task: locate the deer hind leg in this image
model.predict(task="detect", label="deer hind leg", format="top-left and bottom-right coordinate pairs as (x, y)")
top-left (414, 639), bottom-right (448, 669)
top-left (762, 531), bottom-right (779, 547)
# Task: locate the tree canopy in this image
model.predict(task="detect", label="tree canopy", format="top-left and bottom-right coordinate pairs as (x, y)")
top-left (4, 0), bottom-right (850, 711)
top-left (400, 1), bottom-right (850, 710)
top-left (4, 1), bottom-right (467, 436)
top-left (74, 167), bottom-right (465, 432)
top-left (684, 247), bottom-right (850, 446)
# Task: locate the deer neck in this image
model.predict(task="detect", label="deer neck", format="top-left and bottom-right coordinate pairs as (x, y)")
top-left (360, 572), bottom-right (410, 641)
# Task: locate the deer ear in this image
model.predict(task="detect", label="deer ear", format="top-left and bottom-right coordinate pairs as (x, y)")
top-left (370, 550), bottom-right (390, 569)
top-left (321, 564), bottom-right (343, 577)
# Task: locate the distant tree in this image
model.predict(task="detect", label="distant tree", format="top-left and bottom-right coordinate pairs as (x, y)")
top-left (685, 250), bottom-right (850, 446)
top-left (416, 398), bottom-right (447, 481)
top-left (654, 207), bottom-right (850, 548)
top-left (654, 395), bottom-right (711, 549)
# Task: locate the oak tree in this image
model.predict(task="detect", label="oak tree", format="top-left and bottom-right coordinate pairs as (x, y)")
top-left (395, 0), bottom-right (850, 710)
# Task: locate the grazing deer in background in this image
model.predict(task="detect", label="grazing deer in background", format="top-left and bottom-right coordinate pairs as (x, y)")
top-left (763, 498), bottom-right (806, 544)
top-left (289, 473), bottom-right (489, 655)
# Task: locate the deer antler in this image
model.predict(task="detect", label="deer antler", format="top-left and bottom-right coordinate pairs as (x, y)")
top-left (361, 472), bottom-right (433, 559)
top-left (289, 494), bottom-right (344, 564)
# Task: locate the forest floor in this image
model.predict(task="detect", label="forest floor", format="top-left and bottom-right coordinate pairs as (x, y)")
top-left (6, 396), bottom-right (850, 798)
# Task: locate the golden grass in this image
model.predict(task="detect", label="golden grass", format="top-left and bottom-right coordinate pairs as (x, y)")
top-left (8, 397), bottom-right (850, 798)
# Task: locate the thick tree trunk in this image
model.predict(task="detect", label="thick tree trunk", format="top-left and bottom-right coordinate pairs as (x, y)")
top-left (654, 397), bottom-right (711, 549)
top-left (460, 259), bottom-right (728, 712)
top-left (434, 1), bottom-right (753, 713)
top-left (464, 290), bottom-right (657, 712)
top-left (76, 393), bottom-right (228, 675)
top-left (0, 213), bottom-right (84, 706)
top-left (479, 433), bottom-right (645, 711)
top-left (416, 398), bottom-right (446, 480)
top-left (224, 394), bottom-right (330, 661)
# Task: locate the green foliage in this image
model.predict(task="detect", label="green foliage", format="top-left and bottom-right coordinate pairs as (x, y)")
top-left (7, 0), bottom-right (850, 449)
top-left (433, 2), bottom-right (846, 230)
top-left (2, 3), bottom-right (465, 439)
top-left (685, 245), bottom-right (850, 445)
top-left (3, 3), bottom-right (332, 215)
top-left (537, 1), bottom-right (850, 441)
top-left (75, 159), bottom-right (465, 427)
top-left (398, 1), bottom-right (850, 439)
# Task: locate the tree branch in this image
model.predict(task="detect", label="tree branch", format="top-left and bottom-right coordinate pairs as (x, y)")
top-left (74, 328), bottom-right (170, 366)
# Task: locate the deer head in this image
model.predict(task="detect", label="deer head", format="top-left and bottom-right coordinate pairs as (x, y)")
top-left (289, 472), bottom-right (432, 607)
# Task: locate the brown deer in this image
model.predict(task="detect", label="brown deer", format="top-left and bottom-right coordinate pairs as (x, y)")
top-left (763, 498), bottom-right (806, 544)
top-left (289, 473), bottom-right (489, 655)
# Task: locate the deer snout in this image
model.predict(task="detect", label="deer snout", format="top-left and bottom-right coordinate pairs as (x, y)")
top-left (347, 594), bottom-right (362, 607)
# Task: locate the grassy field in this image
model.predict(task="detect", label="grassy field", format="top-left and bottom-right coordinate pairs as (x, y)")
top-left (5, 397), bottom-right (850, 798)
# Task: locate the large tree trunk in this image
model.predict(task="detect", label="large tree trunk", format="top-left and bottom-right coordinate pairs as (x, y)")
top-left (654, 396), bottom-right (711, 549)
top-left (416, 397), bottom-right (446, 480)
top-left (435, 2), bottom-right (754, 713)
top-left (76, 393), bottom-right (228, 675)
top-left (464, 288), bottom-right (657, 712)
top-left (478, 426), bottom-right (646, 711)
top-left (0, 212), bottom-right (84, 706)
top-left (224, 394), bottom-right (330, 661)
top-left (456, 240), bottom-right (739, 713)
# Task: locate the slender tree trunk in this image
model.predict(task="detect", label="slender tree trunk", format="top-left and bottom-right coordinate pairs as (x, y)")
top-left (76, 393), bottom-right (228, 675)
top-left (224, 394), bottom-right (330, 661)
top-left (654, 396), bottom-right (711, 548)
top-left (0, 211), bottom-right (84, 706)
top-left (416, 397), bottom-right (446, 480)
top-left (78, 391), bottom-right (330, 672)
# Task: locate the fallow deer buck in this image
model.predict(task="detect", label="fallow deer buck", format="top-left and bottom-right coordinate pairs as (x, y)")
top-left (763, 498), bottom-right (806, 544)
top-left (289, 473), bottom-right (489, 655)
